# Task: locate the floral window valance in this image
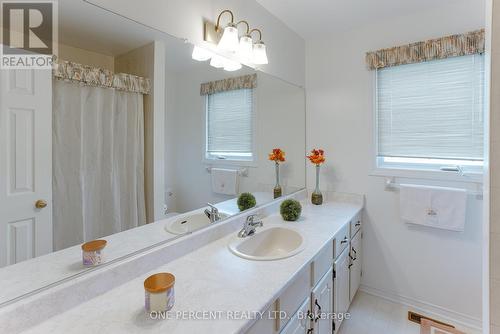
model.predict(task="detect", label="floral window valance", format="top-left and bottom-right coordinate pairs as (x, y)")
top-left (365, 29), bottom-right (485, 70)
top-left (200, 74), bottom-right (257, 95)
top-left (53, 58), bottom-right (151, 94)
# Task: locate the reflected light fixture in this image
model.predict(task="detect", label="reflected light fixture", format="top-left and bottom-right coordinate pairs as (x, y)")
top-left (215, 10), bottom-right (239, 53)
top-left (191, 46), bottom-right (213, 61)
top-left (209, 54), bottom-right (226, 68)
top-left (223, 58), bottom-right (242, 71)
top-left (250, 28), bottom-right (268, 65)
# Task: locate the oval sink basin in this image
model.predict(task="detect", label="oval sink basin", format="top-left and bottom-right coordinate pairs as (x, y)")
top-left (228, 226), bottom-right (305, 261)
top-left (165, 211), bottom-right (229, 235)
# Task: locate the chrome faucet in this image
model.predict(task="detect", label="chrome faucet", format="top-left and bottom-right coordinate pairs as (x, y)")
top-left (238, 214), bottom-right (263, 238)
top-left (204, 203), bottom-right (221, 223)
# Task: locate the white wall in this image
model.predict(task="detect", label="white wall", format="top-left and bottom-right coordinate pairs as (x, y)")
top-left (306, 1), bottom-right (485, 328)
top-left (58, 44), bottom-right (114, 70)
top-left (87, 0), bottom-right (305, 87)
top-left (165, 63), bottom-right (305, 213)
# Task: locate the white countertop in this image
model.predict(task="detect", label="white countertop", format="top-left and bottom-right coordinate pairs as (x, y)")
top-left (20, 200), bottom-right (362, 334)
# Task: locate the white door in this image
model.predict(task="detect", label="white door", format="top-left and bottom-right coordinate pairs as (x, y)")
top-left (0, 68), bottom-right (53, 267)
top-left (334, 247), bottom-right (350, 332)
top-left (312, 268), bottom-right (333, 334)
top-left (281, 297), bottom-right (311, 334)
top-left (349, 231), bottom-right (362, 301)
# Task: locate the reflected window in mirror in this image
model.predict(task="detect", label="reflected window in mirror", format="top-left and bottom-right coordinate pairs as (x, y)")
top-left (206, 88), bottom-right (254, 162)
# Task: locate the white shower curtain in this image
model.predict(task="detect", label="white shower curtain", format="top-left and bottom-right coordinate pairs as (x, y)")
top-left (53, 80), bottom-right (146, 251)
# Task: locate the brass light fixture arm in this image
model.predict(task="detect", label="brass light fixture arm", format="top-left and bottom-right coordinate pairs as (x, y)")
top-left (236, 20), bottom-right (250, 35)
top-left (215, 9), bottom-right (234, 32)
top-left (249, 28), bottom-right (263, 41)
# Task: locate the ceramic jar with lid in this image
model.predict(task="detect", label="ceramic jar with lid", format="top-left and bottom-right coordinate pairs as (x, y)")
top-left (144, 273), bottom-right (175, 313)
top-left (81, 239), bottom-right (107, 266)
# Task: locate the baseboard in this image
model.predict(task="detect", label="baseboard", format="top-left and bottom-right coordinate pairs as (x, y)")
top-left (359, 285), bottom-right (482, 331)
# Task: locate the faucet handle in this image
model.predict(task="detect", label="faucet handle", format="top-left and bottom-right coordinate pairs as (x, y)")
top-left (246, 214), bottom-right (263, 224)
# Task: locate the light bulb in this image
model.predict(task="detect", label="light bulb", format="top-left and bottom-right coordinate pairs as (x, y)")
top-left (191, 46), bottom-right (213, 61)
top-left (238, 35), bottom-right (253, 63)
top-left (223, 58), bottom-right (242, 71)
top-left (217, 23), bottom-right (239, 53)
top-left (210, 54), bottom-right (225, 68)
top-left (253, 41), bottom-right (268, 65)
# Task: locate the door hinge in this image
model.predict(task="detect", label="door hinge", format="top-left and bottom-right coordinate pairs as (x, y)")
top-left (332, 320), bottom-right (336, 332)
top-left (360, 270), bottom-right (363, 277)
top-left (332, 269), bottom-right (336, 279)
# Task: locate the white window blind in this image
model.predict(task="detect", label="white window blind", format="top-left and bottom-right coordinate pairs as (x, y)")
top-left (377, 54), bottom-right (484, 162)
top-left (206, 88), bottom-right (253, 160)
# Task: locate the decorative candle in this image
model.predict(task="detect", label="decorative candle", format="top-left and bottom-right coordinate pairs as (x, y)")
top-left (144, 273), bottom-right (175, 313)
top-left (81, 239), bottom-right (107, 266)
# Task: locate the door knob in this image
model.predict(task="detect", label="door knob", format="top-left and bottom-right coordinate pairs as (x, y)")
top-left (35, 200), bottom-right (47, 209)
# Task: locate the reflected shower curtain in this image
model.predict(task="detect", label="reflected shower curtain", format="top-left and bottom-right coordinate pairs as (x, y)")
top-left (53, 80), bottom-right (146, 251)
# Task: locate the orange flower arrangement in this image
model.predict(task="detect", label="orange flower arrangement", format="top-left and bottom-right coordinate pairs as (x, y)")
top-left (307, 149), bottom-right (326, 165)
top-left (268, 148), bottom-right (286, 163)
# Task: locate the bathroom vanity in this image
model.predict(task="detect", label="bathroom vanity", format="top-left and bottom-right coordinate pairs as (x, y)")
top-left (247, 198), bottom-right (363, 334)
top-left (0, 191), bottom-right (363, 334)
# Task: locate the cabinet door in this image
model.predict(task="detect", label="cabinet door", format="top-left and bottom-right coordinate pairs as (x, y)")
top-left (280, 297), bottom-right (312, 334)
top-left (349, 230), bottom-right (362, 301)
top-left (334, 247), bottom-right (350, 331)
top-left (312, 268), bottom-right (333, 334)
top-left (247, 302), bottom-right (277, 334)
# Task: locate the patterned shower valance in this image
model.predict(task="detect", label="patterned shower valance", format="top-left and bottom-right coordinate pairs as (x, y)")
top-left (53, 58), bottom-right (151, 94)
top-left (365, 29), bottom-right (485, 70)
top-left (200, 74), bottom-right (257, 95)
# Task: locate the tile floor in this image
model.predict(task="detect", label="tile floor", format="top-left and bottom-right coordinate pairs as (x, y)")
top-left (338, 291), bottom-right (481, 334)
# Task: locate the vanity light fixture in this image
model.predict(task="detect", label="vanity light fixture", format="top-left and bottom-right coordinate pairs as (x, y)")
top-left (223, 58), bottom-right (242, 71)
top-left (210, 54), bottom-right (226, 68)
top-left (236, 20), bottom-right (253, 63)
top-left (215, 10), bottom-right (239, 53)
top-left (191, 9), bottom-right (269, 70)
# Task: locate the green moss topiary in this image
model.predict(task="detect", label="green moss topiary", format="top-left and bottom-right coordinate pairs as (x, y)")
top-left (237, 192), bottom-right (257, 211)
top-left (280, 199), bottom-right (302, 221)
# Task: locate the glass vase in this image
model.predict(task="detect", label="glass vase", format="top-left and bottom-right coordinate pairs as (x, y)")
top-left (273, 162), bottom-right (282, 199)
top-left (311, 164), bottom-right (323, 205)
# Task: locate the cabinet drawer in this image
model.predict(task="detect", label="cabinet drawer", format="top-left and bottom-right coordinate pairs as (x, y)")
top-left (334, 223), bottom-right (349, 260)
top-left (278, 265), bottom-right (310, 331)
top-left (350, 211), bottom-right (362, 239)
top-left (311, 241), bottom-right (334, 288)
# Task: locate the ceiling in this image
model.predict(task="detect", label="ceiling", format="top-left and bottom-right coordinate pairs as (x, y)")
top-left (256, 0), bottom-right (471, 38)
top-left (58, 0), bottom-right (193, 71)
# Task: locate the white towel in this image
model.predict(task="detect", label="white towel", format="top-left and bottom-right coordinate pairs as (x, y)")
top-left (211, 168), bottom-right (239, 195)
top-left (400, 184), bottom-right (467, 231)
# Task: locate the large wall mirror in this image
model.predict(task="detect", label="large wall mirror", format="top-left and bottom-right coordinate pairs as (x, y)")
top-left (0, 0), bottom-right (305, 305)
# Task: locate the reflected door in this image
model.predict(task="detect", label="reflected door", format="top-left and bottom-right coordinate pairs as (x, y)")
top-left (0, 68), bottom-right (53, 267)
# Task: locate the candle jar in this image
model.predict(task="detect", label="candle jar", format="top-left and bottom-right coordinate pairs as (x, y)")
top-left (144, 273), bottom-right (175, 313)
top-left (81, 240), bottom-right (107, 266)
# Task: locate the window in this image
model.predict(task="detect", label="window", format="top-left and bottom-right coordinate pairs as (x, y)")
top-left (376, 54), bottom-right (485, 174)
top-left (206, 88), bottom-right (254, 161)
